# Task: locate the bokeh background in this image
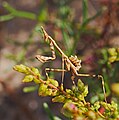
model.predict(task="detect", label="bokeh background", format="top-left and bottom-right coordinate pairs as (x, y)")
top-left (0, 0), bottom-right (119, 120)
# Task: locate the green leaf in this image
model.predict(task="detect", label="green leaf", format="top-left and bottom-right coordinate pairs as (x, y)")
top-left (93, 101), bottom-right (100, 111)
top-left (51, 89), bottom-right (58, 96)
top-left (77, 79), bottom-right (85, 90)
top-left (38, 83), bottom-right (48, 96)
top-left (52, 95), bottom-right (65, 103)
top-left (33, 77), bottom-right (40, 84)
top-left (108, 56), bottom-right (117, 63)
top-left (47, 78), bottom-right (59, 87)
top-left (108, 48), bottom-right (117, 56)
top-left (62, 101), bottom-right (78, 118)
top-left (13, 64), bottom-right (30, 74)
top-left (82, 86), bottom-right (88, 97)
top-left (66, 89), bottom-right (73, 95)
top-left (77, 94), bottom-right (85, 101)
top-left (23, 86), bottom-right (38, 93)
top-left (22, 75), bottom-right (34, 82)
top-left (31, 67), bottom-right (40, 75)
top-left (45, 89), bottom-right (52, 96)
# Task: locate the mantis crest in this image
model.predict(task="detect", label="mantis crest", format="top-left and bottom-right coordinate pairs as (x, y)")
top-left (35, 26), bottom-right (107, 103)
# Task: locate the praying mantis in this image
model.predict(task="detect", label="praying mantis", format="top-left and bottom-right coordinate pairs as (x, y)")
top-left (35, 26), bottom-right (107, 103)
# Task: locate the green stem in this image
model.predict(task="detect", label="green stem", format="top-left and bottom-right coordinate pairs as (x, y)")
top-left (0, 14), bottom-right (14, 22)
top-left (61, 28), bottom-right (71, 55)
top-left (43, 102), bottom-right (55, 120)
top-left (70, 10), bottom-right (102, 55)
top-left (2, 2), bottom-right (36, 20)
top-left (3, 2), bottom-right (16, 13)
top-left (82, 0), bottom-right (88, 24)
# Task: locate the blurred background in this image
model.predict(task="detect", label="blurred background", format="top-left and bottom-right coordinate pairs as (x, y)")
top-left (0, 0), bottom-right (119, 120)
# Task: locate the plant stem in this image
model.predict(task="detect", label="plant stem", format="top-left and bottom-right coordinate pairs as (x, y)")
top-left (2, 2), bottom-right (36, 20)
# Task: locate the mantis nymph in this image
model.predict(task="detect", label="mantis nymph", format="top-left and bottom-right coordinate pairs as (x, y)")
top-left (36, 26), bottom-right (107, 103)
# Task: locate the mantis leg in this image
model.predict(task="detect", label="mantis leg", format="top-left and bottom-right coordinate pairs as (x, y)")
top-left (76, 72), bottom-right (107, 103)
top-left (61, 56), bottom-right (65, 84)
top-left (45, 68), bottom-right (67, 80)
top-left (97, 75), bottom-right (107, 103)
top-left (36, 41), bottom-right (56, 63)
top-left (71, 72), bottom-right (76, 86)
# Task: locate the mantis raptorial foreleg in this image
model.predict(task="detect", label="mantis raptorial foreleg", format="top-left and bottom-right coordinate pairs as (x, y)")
top-left (36, 41), bottom-right (56, 63)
